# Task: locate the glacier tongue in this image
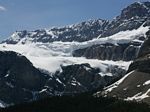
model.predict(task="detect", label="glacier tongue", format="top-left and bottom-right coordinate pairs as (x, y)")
top-left (0, 43), bottom-right (130, 74)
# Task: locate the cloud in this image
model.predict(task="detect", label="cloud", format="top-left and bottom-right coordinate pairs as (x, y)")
top-left (0, 5), bottom-right (6, 11)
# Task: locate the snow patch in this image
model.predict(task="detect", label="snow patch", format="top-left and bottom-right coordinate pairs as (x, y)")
top-left (71, 78), bottom-right (81, 86)
top-left (39, 89), bottom-right (47, 93)
top-left (137, 85), bottom-right (141, 87)
top-left (0, 100), bottom-right (7, 108)
top-left (104, 70), bottom-right (135, 92)
top-left (56, 78), bottom-right (63, 84)
top-left (143, 80), bottom-right (150, 86)
top-left (4, 74), bottom-right (9, 78)
top-left (6, 82), bottom-right (14, 88)
top-left (125, 89), bottom-right (150, 101)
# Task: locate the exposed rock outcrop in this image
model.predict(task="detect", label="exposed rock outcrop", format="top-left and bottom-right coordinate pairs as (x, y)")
top-left (73, 42), bottom-right (140, 61)
top-left (0, 51), bottom-right (49, 105)
top-left (97, 30), bottom-right (150, 104)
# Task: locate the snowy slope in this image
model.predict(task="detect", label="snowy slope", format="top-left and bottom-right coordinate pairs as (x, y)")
top-left (95, 30), bottom-right (150, 104)
top-left (96, 70), bottom-right (150, 104)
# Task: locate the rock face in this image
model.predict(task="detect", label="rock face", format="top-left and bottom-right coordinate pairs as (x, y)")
top-left (40, 63), bottom-right (126, 96)
top-left (0, 51), bottom-right (49, 105)
top-left (120, 2), bottom-right (150, 19)
top-left (128, 30), bottom-right (150, 73)
top-left (137, 30), bottom-right (150, 58)
top-left (53, 64), bottom-right (126, 94)
top-left (73, 42), bottom-right (140, 61)
top-left (97, 30), bottom-right (150, 104)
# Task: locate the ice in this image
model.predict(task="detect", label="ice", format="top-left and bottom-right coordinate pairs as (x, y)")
top-left (0, 43), bottom-right (130, 75)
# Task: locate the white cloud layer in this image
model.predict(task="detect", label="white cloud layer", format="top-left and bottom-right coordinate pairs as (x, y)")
top-left (0, 5), bottom-right (6, 11)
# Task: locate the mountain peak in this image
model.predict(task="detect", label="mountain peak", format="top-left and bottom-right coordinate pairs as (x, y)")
top-left (119, 1), bottom-right (150, 20)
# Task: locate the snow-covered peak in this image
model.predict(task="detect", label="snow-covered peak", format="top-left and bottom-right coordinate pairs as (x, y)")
top-left (2, 19), bottom-right (108, 44)
top-left (119, 1), bottom-right (150, 20)
top-left (100, 2), bottom-right (150, 37)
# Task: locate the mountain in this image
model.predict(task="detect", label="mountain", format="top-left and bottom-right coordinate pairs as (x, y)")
top-left (96, 30), bottom-right (150, 104)
top-left (73, 1), bottom-right (150, 61)
top-left (1, 2), bottom-right (149, 64)
top-left (0, 51), bottom-right (127, 107)
top-left (0, 51), bottom-right (49, 106)
top-left (2, 19), bottom-right (109, 44)
top-left (101, 1), bottom-right (150, 37)
top-left (0, 1), bottom-right (150, 108)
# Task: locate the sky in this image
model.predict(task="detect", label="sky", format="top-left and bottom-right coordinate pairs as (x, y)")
top-left (0, 0), bottom-right (148, 40)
